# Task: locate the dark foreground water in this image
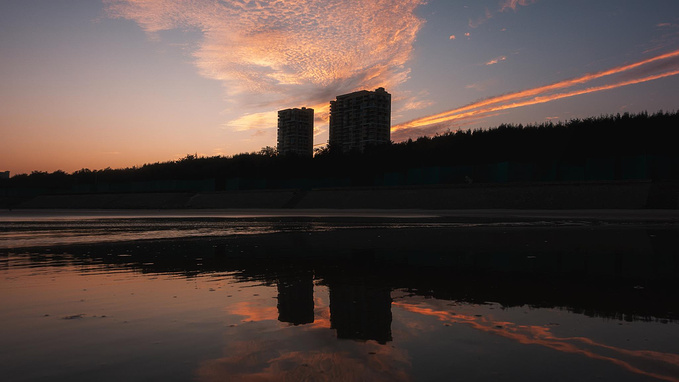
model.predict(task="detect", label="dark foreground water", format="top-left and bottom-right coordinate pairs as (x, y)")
top-left (1, 210), bottom-right (679, 381)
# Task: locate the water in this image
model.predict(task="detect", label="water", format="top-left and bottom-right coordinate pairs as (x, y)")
top-left (1, 210), bottom-right (679, 381)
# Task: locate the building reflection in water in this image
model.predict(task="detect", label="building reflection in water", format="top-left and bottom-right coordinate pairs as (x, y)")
top-left (275, 272), bottom-right (393, 344)
top-left (4, 222), bottom-right (679, 382)
top-left (276, 272), bottom-right (315, 325)
top-left (329, 282), bottom-right (392, 344)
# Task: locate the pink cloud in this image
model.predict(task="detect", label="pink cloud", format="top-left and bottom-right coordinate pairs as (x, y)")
top-left (105, 0), bottom-right (426, 131)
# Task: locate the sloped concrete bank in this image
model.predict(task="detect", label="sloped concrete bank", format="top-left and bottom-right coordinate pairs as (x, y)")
top-left (4, 180), bottom-right (678, 210)
top-left (9, 192), bottom-right (195, 209)
top-left (296, 181), bottom-right (657, 210)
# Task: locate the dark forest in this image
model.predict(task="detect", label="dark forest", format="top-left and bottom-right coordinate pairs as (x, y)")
top-left (2, 111), bottom-right (678, 195)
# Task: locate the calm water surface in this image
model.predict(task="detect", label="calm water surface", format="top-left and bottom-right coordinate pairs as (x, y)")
top-left (1, 211), bottom-right (678, 381)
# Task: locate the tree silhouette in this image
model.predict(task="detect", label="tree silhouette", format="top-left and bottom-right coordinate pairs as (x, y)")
top-left (2, 111), bottom-right (678, 195)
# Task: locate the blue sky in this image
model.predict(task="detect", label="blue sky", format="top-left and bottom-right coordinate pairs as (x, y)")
top-left (1, 0), bottom-right (678, 173)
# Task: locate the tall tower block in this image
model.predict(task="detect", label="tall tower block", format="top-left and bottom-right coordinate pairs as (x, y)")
top-left (277, 107), bottom-right (314, 157)
top-left (329, 87), bottom-right (391, 153)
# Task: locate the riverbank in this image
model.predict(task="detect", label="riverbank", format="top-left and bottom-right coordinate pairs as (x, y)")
top-left (2, 180), bottom-right (678, 210)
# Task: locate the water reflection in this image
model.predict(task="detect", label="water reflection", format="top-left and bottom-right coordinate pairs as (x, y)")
top-left (6, 225), bottom-right (677, 323)
top-left (329, 282), bottom-right (392, 344)
top-left (277, 273), bottom-right (315, 325)
top-left (395, 300), bottom-right (679, 382)
top-left (1, 217), bottom-right (679, 381)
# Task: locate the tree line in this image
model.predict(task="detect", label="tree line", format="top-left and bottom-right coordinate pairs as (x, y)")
top-left (2, 110), bottom-right (678, 192)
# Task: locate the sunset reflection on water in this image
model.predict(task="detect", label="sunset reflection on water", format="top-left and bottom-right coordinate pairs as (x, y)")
top-left (1, 214), bottom-right (678, 381)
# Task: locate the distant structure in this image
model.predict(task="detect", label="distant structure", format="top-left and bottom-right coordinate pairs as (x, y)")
top-left (329, 87), bottom-right (391, 153)
top-left (277, 107), bottom-right (314, 157)
top-left (0, 171), bottom-right (9, 180)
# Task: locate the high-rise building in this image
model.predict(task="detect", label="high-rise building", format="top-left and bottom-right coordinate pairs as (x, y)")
top-left (328, 87), bottom-right (391, 153)
top-left (277, 107), bottom-right (314, 157)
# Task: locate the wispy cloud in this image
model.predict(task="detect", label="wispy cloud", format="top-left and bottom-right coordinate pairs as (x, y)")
top-left (105, 0), bottom-right (425, 131)
top-left (469, 7), bottom-right (493, 28)
top-left (465, 79), bottom-right (496, 92)
top-left (392, 49), bottom-right (679, 141)
top-left (465, 82), bottom-right (486, 91)
top-left (485, 55), bottom-right (507, 65)
top-left (469, 0), bottom-right (536, 28)
top-left (644, 20), bottom-right (679, 54)
top-left (499, 0), bottom-right (538, 12)
top-left (400, 98), bottom-right (434, 112)
top-left (223, 112), bottom-right (277, 132)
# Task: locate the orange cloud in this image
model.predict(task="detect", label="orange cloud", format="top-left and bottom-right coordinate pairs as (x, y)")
top-left (105, 0), bottom-right (426, 130)
top-left (392, 49), bottom-right (679, 139)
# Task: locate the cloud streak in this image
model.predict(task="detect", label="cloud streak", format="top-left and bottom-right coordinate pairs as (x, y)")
top-left (392, 49), bottom-right (679, 141)
top-left (105, 0), bottom-right (425, 130)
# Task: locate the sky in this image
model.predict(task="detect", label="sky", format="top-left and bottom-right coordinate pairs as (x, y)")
top-left (1, 0), bottom-right (679, 175)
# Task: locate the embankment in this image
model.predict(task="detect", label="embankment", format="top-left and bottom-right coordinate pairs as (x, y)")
top-left (3, 180), bottom-right (678, 210)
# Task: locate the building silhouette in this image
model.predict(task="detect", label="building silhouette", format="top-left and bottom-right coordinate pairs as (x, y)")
top-left (0, 171), bottom-right (9, 180)
top-left (277, 107), bottom-right (314, 157)
top-left (329, 87), bottom-right (391, 153)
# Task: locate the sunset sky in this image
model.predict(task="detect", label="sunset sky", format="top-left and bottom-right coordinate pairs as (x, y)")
top-left (2, 0), bottom-right (679, 174)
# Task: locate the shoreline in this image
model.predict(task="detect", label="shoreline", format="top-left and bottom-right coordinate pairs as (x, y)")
top-left (2, 208), bottom-right (679, 224)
